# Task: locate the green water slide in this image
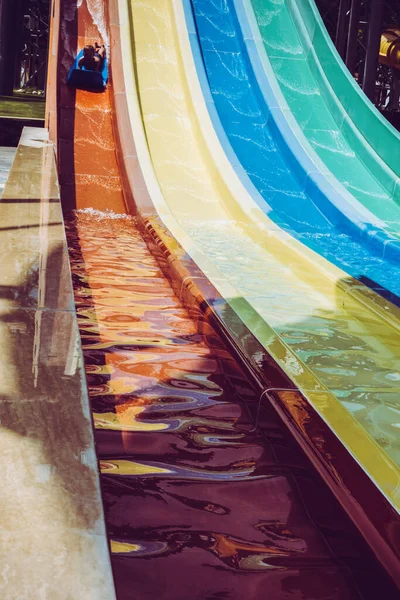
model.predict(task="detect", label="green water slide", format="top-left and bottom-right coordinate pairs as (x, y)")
top-left (251, 0), bottom-right (400, 238)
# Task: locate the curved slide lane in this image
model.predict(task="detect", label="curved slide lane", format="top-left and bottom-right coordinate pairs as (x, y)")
top-left (42, 1), bottom-right (400, 599)
top-left (118, 0), bottom-right (400, 505)
top-left (189, 0), bottom-right (400, 302)
top-left (289, 0), bottom-right (400, 198)
top-left (247, 0), bottom-right (400, 252)
top-left (246, 0), bottom-right (400, 237)
top-left (185, 0), bottom-right (400, 488)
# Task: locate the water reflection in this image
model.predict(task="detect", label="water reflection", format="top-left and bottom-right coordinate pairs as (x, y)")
top-left (66, 209), bottom-right (396, 599)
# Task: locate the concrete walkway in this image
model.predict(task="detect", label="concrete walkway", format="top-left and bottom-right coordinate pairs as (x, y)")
top-left (0, 128), bottom-right (116, 599)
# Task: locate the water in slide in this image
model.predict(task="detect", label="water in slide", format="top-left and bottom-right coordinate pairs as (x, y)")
top-left (249, 0), bottom-right (400, 234)
top-left (67, 211), bottom-right (392, 599)
top-left (56, 0), bottom-right (126, 212)
top-left (190, 0), bottom-right (400, 301)
top-left (51, 0), bottom-right (398, 598)
top-left (279, 0), bottom-right (400, 217)
top-left (124, 0), bottom-right (400, 503)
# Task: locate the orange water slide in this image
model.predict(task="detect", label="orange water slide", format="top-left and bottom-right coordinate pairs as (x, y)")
top-left (47, 0), bottom-right (126, 213)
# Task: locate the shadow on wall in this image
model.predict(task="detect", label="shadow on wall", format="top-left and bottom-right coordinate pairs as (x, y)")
top-left (0, 227), bottom-right (112, 592)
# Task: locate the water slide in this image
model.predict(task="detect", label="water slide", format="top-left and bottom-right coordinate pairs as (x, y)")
top-left (185, 0), bottom-right (400, 487)
top-left (116, 0), bottom-right (400, 500)
top-left (245, 0), bottom-right (400, 261)
top-left (284, 0), bottom-right (400, 205)
top-left (189, 0), bottom-right (400, 303)
top-left (112, 0), bottom-right (400, 582)
top-left (44, 0), bottom-right (400, 595)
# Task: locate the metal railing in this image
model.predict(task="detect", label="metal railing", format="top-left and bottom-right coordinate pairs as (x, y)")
top-left (315, 0), bottom-right (400, 114)
top-left (14, 0), bottom-right (50, 96)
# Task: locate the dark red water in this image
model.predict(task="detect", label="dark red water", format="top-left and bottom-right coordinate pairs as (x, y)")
top-left (65, 209), bottom-right (396, 600)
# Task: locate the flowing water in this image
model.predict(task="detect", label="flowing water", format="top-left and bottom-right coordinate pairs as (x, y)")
top-left (56, 0), bottom-right (399, 594)
top-left (65, 209), bottom-right (395, 600)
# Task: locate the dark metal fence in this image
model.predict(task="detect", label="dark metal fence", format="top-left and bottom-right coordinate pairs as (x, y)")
top-left (0, 0), bottom-right (50, 97)
top-left (15, 0), bottom-right (50, 95)
top-left (315, 0), bottom-right (400, 116)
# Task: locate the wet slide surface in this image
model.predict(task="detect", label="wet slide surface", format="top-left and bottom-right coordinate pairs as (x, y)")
top-left (66, 211), bottom-right (395, 600)
top-left (251, 0), bottom-right (400, 228)
top-left (191, 0), bottom-right (400, 302)
top-left (57, 0), bottom-right (125, 212)
top-left (129, 0), bottom-right (400, 485)
top-left (283, 0), bottom-right (400, 211)
top-left (55, 1), bottom-right (397, 598)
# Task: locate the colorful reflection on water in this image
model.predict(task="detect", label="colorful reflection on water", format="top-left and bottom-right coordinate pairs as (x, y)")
top-left (65, 209), bottom-right (395, 600)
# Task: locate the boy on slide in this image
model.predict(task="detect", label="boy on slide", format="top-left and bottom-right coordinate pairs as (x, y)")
top-left (78, 43), bottom-right (105, 72)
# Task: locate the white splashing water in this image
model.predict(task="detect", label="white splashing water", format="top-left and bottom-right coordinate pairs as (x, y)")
top-left (75, 208), bottom-right (131, 220)
top-left (63, 0), bottom-right (109, 47)
top-left (86, 0), bottom-right (110, 51)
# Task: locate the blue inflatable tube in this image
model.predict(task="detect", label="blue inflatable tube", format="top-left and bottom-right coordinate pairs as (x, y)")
top-left (67, 49), bottom-right (108, 91)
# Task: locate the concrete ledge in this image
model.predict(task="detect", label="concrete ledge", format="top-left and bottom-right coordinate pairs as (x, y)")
top-left (0, 127), bottom-right (116, 599)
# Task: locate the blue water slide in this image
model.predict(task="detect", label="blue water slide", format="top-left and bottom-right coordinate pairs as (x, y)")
top-left (67, 49), bottom-right (108, 91)
top-left (184, 0), bottom-right (400, 304)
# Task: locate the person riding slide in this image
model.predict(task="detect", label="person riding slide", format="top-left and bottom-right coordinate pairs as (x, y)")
top-left (78, 43), bottom-right (105, 72)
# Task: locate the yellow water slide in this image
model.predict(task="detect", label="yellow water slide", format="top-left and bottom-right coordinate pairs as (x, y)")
top-left (111, 0), bottom-right (400, 511)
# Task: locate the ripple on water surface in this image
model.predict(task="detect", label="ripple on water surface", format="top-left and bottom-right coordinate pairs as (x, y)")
top-left (65, 209), bottom-right (392, 599)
